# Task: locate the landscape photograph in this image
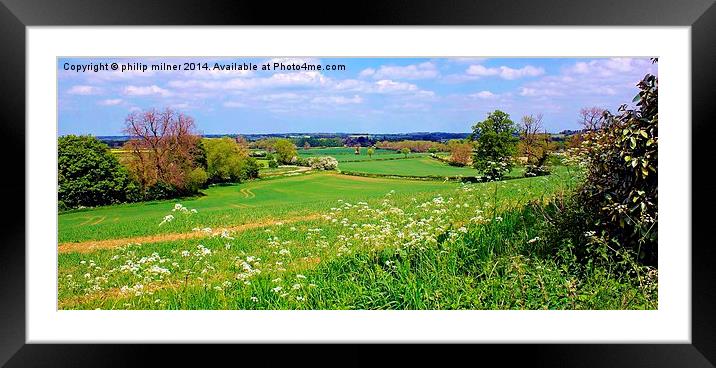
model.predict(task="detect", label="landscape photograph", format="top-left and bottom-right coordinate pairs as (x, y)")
top-left (57, 57), bottom-right (658, 310)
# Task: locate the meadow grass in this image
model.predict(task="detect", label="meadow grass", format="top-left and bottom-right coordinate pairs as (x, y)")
top-left (298, 147), bottom-right (430, 162)
top-left (338, 156), bottom-right (509, 177)
top-left (56, 165), bottom-right (646, 311)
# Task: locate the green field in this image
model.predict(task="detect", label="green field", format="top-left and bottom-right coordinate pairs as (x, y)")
top-left (338, 156), bottom-right (521, 178)
top-left (59, 172), bottom-right (460, 243)
top-left (298, 147), bottom-right (429, 162)
top-left (58, 162), bottom-right (653, 311)
top-left (58, 167), bottom-right (598, 309)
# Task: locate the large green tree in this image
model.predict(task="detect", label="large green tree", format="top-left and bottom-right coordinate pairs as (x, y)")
top-left (273, 138), bottom-right (298, 164)
top-left (58, 135), bottom-right (138, 209)
top-left (471, 110), bottom-right (519, 180)
top-left (204, 137), bottom-right (256, 183)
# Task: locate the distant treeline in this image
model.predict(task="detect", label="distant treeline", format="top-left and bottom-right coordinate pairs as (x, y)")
top-left (96, 132), bottom-right (474, 148)
top-left (96, 131), bottom-right (581, 149)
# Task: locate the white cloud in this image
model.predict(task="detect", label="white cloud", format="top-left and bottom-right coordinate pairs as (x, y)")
top-left (519, 58), bottom-right (656, 100)
top-left (359, 68), bottom-right (376, 78)
top-left (361, 62), bottom-right (438, 80)
top-left (98, 98), bottom-right (122, 106)
top-left (374, 79), bottom-right (419, 93)
top-left (466, 65), bottom-right (545, 80)
top-left (519, 87), bottom-right (563, 97)
top-left (67, 85), bottom-right (100, 95)
top-left (472, 91), bottom-right (497, 99)
top-left (123, 85), bottom-right (172, 97)
top-left (311, 95), bottom-right (363, 105)
top-left (256, 93), bottom-right (306, 102)
top-left (171, 103), bottom-right (191, 109)
top-left (223, 101), bottom-right (246, 108)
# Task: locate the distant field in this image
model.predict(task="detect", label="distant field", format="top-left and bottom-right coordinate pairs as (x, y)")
top-left (298, 147), bottom-right (430, 162)
top-left (339, 156), bottom-right (488, 177)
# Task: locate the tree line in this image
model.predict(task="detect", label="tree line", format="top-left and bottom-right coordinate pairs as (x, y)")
top-left (59, 108), bottom-right (260, 210)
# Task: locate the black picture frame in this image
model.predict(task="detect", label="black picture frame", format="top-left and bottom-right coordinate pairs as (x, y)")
top-left (1, 0), bottom-right (714, 366)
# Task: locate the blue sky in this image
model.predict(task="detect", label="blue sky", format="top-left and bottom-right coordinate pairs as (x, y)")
top-left (58, 57), bottom-right (657, 136)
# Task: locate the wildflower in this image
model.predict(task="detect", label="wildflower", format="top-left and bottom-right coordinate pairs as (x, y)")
top-left (279, 249), bottom-right (290, 256)
top-left (272, 286), bottom-right (283, 293)
top-left (159, 214), bottom-right (174, 226)
top-left (296, 274), bottom-right (306, 279)
top-left (292, 283), bottom-right (302, 290)
top-left (251, 296), bottom-right (259, 302)
top-left (527, 237), bottom-right (541, 244)
top-left (220, 230), bottom-right (234, 240)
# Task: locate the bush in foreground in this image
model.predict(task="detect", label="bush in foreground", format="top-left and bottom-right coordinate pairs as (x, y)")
top-left (58, 135), bottom-right (139, 209)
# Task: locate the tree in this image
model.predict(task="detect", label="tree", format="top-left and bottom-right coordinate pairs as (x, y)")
top-left (448, 141), bottom-right (473, 166)
top-left (367, 147), bottom-right (375, 158)
top-left (122, 108), bottom-right (203, 195)
top-left (400, 147), bottom-right (410, 158)
top-left (58, 135), bottom-right (139, 209)
top-left (204, 137), bottom-right (251, 183)
top-left (578, 106), bottom-right (606, 131)
top-left (519, 114), bottom-right (546, 165)
top-left (304, 141), bottom-right (311, 150)
top-left (273, 139), bottom-right (297, 164)
top-left (471, 110), bottom-right (519, 180)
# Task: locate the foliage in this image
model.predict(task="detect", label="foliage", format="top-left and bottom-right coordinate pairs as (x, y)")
top-left (307, 156), bottom-right (338, 170)
top-left (186, 167), bottom-right (208, 192)
top-left (554, 69), bottom-right (658, 267)
top-left (524, 164), bottom-right (551, 177)
top-left (274, 139), bottom-right (298, 164)
top-left (367, 147), bottom-right (375, 158)
top-left (122, 108), bottom-right (203, 197)
top-left (241, 157), bottom-right (261, 179)
top-left (58, 135), bottom-right (139, 209)
top-left (268, 159), bottom-right (279, 169)
top-left (204, 137), bottom-right (255, 183)
top-left (400, 147), bottom-right (410, 158)
top-left (447, 141), bottom-right (473, 167)
top-left (471, 110), bottom-right (519, 180)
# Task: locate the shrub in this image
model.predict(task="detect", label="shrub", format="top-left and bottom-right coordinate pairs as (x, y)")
top-left (549, 67), bottom-right (658, 267)
top-left (241, 157), bottom-right (260, 179)
top-left (268, 159), bottom-right (279, 168)
top-left (144, 181), bottom-right (182, 200)
top-left (58, 135), bottom-right (139, 209)
top-left (185, 167), bottom-right (208, 192)
top-left (307, 156), bottom-right (338, 170)
top-left (524, 164), bottom-right (550, 177)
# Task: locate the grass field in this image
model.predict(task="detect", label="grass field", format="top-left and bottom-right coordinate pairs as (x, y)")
top-left (59, 172), bottom-right (461, 243)
top-left (338, 156), bottom-right (524, 178)
top-left (56, 163), bottom-right (658, 311)
top-left (298, 147), bottom-right (430, 162)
